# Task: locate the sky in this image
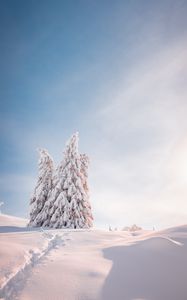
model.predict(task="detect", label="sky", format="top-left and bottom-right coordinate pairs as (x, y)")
top-left (0, 0), bottom-right (187, 229)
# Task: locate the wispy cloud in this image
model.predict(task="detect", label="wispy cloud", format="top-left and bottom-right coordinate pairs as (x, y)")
top-left (91, 39), bottom-right (187, 229)
top-left (1, 1), bottom-right (187, 228)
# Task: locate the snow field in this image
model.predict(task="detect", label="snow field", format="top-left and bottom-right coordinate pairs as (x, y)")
top-left (0, 215), bottom-right (187, 300)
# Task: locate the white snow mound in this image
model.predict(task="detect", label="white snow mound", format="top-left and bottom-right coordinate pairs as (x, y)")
top-left (0, 215), bottom-right (187, 300)
top-left (0, 214), bottom-right (28, 227)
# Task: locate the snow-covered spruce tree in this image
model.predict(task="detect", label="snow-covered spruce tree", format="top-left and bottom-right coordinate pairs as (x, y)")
top-left (79, 153), bottom-right (93, 227)
top-left (48, 132), bottom-right (93, 229)
top-left (28, 149), bottom-right (54, 227)
top-left (41, 157), bottom-right (66, 227)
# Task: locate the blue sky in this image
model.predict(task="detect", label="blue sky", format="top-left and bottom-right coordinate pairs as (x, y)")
top-left (1, 0), bottom-right (187, 229)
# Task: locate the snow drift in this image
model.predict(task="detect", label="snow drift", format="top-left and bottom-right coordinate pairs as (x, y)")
top-left (0, 214), bottom-right (187, 300)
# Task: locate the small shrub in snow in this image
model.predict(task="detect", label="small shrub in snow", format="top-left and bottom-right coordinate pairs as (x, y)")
top-left (0, 201), bottom-right (4, 213)
top-left (122, 224), bottom-right (142, 232)
top-left (109, 226), bottom-right (112, 231)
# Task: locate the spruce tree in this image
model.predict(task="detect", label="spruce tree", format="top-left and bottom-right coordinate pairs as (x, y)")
top-left (79, 153), bottom-right (93, 227)
top-left (49, 132), bottom-right (93, 228)
top-left (42, 157), bottom-right (66, 227)
top-left (28, 149), bottom-right (54, 227)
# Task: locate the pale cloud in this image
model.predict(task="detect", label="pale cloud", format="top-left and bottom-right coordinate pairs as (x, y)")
top-left (91, 39), bottom-right (187, 229)
top-left (98, 40), bottom-right (187, 141)
top-left (3, 39), bottom-right (187, 228)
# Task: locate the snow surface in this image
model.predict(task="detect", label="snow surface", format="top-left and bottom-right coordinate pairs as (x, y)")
top-left (0, 214), bottom-right (27, 227)
top-left (0, 214), bottom-right (187, 300)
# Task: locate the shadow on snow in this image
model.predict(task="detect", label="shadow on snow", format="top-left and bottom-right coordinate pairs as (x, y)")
top-left (101, 235), bottom-right (187, 300)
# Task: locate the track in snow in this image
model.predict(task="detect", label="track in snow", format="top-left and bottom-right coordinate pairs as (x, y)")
top-left (0, 232), bottom-right (65, 300)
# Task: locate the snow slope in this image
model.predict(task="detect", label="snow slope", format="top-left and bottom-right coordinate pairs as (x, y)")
top-left (0, 214), bottom-right (187, 300)
top-left (0, 214), bottom-right (27, 227)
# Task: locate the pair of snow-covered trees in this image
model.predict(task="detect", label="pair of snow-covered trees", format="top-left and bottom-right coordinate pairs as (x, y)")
top-left (28, 133), bottom-right (93, 229)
